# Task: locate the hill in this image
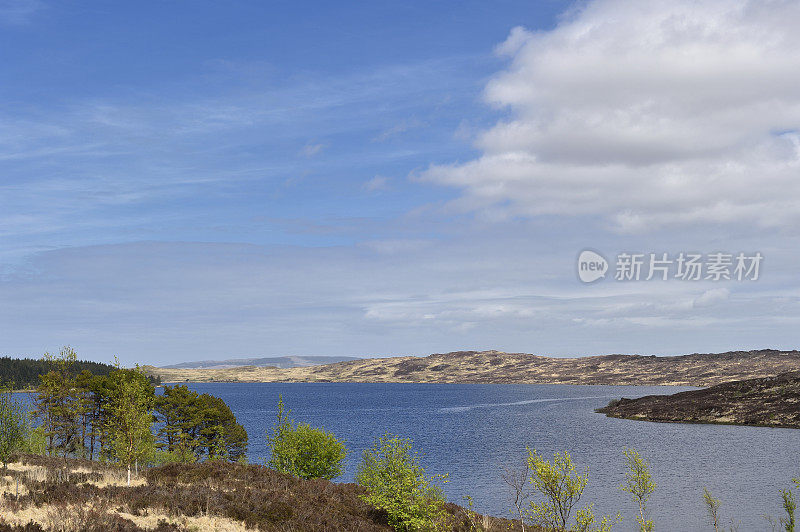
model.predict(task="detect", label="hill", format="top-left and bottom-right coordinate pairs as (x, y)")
top-left (145, 349), bottom-right (800, 387)
top-left (163, 355), bottom-right (360, 369)
top-left (596, 371), bottom-right (800, 428)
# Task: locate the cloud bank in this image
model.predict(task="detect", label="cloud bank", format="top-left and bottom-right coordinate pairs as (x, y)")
top-left (423, 0), bottom-right (800, 232)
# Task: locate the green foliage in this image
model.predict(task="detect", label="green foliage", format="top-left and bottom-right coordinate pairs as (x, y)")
top-left (620, 448), bottom-right (655, 532)
top-left (356, 433), bottom-right (447, 531)
top-left (105, 365), bottom-right (155, 484)
top-left (24, 424), bottom-right (47, 455)
top-left (575, 504), bottom-right (620, 532)
top-left (782, 489), bottom-right (796, 532)
top-left (702, 487), bottom-right (722, 532)
top-left (266, 395), bottom-right (346, 480)
top-left (0, 388), bottom-right (29, 467)
top-left (0, 353), bottom-right (116, 390)
top-left (526, 448), bottom-right (616, 532)
top-left (35, 346), bottom-right (83, 458)
top-left (154, 384), bottom-right (248, 462)
top-left (526, 448), bottom-right (586, 530)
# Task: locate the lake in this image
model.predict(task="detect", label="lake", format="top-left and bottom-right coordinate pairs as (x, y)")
top-left (180, 382), bottom-right (800, 531)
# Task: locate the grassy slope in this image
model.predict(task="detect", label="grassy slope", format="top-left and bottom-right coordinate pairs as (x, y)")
top-left (597, 371), bottom-right (800, 428)
top-left (0, 455), bottom-right (529, 532)
top-left (145, 349), bottom-right (800, 387)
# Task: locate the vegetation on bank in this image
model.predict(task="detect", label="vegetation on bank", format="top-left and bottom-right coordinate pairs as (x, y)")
top-left (265, 395), bottom-right (346, 480)
top-left (0, 355), bottom-right (154, 391)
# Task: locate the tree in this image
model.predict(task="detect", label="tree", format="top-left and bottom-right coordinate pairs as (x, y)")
top-left (0, 355), bottom-right (116, 390)
top-left (154, 385), bottom-right (248, 462)
top-left (154, 384), bottom-right (199, 459)
top-left (702, 487), bottom-right (721, 532)
top-left (266, 395), bottom-right (345, 479)
top-left (356, 433), bottom-right (447, 531)
top-left (782, 488), bottom-right (797, 532)
top-left (0, 388), bottom-right (28, 469)
top-left (195, 393), bottom-right (248, 461)
top-left (34, 347), bottom-right (82, 459)
top-left (620, 448), bottom-right (655, 532)
top-left (502, 460), bottom-right (531, 532)
top-left (105, 366), bottom-right (155, 485)
top-left (24, 424), bottom-right (47, 455)
top-left (527, 449), bottom-right (587, 530)
top-left (85, 373), bottom-right (113, 461)
top-left (526, 448), bottom-right (617, 532)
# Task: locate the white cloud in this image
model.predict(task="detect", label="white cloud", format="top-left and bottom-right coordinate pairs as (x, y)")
top-left (363, 175), bottom-right (390, 192)
top-left (693, 287), bottom-right (731, 308)
top-left (422, 0), bottom-right (800, 232)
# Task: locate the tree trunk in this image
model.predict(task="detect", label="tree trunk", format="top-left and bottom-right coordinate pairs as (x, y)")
top-left (127, 465), bottom-right (131, 486)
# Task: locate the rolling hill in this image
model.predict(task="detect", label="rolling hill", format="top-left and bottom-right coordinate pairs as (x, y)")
top-left (145, 349), bottom-right (800, 387)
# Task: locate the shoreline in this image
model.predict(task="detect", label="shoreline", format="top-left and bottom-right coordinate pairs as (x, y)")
top-left (160, 379), bottom-right (696, 387)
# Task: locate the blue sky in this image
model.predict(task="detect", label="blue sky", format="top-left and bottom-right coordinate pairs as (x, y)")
top-left (2, 0), bottom-right (799, 365)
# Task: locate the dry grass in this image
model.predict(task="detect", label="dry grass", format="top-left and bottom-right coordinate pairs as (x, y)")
top-left (0, 455), bottom-right (530, 532)
top-left (81, 467), bottom-right (146, 488)
top-left (118, 511), bottom-right (252, 532)
top-left (0, 474), bottom-right (28, 498)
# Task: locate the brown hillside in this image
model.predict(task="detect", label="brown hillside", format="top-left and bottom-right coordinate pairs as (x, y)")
top-left (145, 349), bottom-right (800, 387)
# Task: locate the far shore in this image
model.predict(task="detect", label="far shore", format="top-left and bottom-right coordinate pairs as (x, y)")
top-left (144, 348), bottom-right (800, 388)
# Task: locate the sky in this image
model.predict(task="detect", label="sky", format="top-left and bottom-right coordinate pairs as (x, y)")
top-left (1, 0), bottom-right (799, 366)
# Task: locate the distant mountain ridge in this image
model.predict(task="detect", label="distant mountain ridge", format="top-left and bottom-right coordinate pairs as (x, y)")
top-left (164, 355), bottom-right (360, 370)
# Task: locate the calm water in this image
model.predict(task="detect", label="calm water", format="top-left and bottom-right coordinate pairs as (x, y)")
top-left (179, 382), bottom-right (800, 531)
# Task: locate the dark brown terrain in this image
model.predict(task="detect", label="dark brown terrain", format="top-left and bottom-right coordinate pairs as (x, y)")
top-left (146, 349), bottom-right (800, 387)
top-left (597, 371), bottom-right (800, 428)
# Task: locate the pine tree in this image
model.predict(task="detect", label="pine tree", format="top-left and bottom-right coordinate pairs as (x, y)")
top-left (35, 347), bottom-right (82, 460)
top-left (155, 385), bottom-right (247, 462)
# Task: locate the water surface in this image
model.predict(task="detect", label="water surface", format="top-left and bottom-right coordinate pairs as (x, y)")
top-left (184, 382), bottom-right (799, 530)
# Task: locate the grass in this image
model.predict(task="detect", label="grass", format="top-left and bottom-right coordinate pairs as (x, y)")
top-left (0, 454), bottom-right (530, 531)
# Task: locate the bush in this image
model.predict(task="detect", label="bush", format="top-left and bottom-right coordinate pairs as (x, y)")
top-left (527, 448), bottom-right (617, 532)
top-left (24, 425), bottom-right (47, 455)
top-left (266, 395), bottom-right (346, 480)
top-left (621, 448), bottom-right (655, 532)
top-left (356, 434), bottom-right (448, 531)
top-left (0, 388), bottom-right (29, 468)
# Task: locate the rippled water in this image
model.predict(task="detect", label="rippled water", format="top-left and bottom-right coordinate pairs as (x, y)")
top-left (187, 382), bottom-right (800, 531)
top-left (31, 381), bottom-right (781, 530)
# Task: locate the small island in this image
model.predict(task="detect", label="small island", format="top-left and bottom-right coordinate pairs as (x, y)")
top-left (597, 371), bottom-right (800, 429)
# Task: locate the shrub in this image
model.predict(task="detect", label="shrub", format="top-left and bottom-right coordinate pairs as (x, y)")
top-left (782, 488), bottom-right (797, 532)
top-left (527, 448), bottom-right (617, 532)
top-left (356, 433), bottom-right (448, 531)
top-left (620, 448), bottom-right (655, 532)
top-left (0, 388), bottom-right (28, 468)
top-left (266, 395), bottom-right (346, 480)
top-left (702, 487), bottom-right (721, 531)
top-left (24, 425), bottom-right (47, 455)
